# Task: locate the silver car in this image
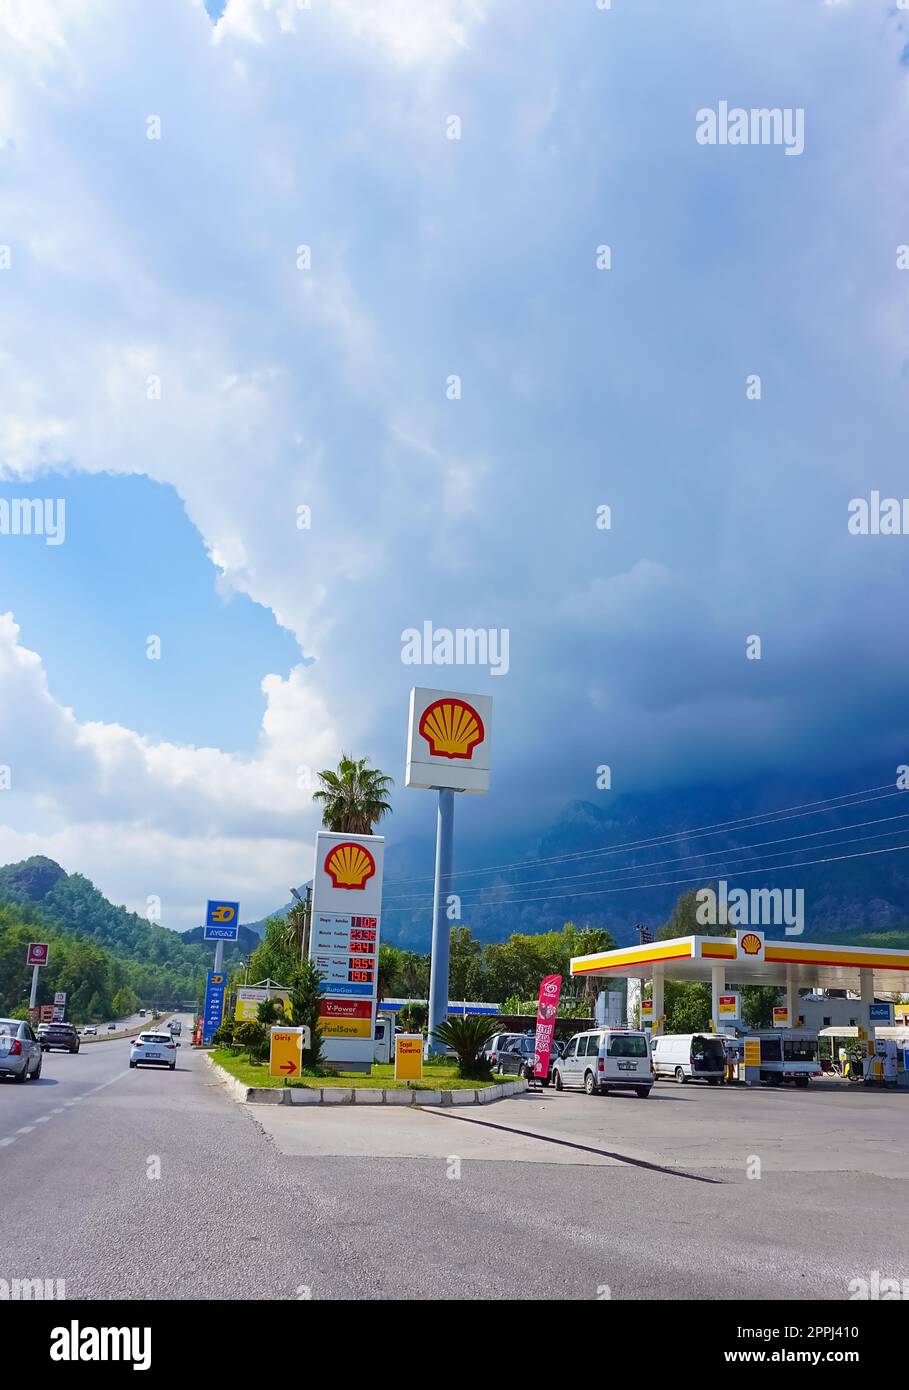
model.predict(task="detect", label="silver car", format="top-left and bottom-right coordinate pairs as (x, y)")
top-left (0, 1018), bottom-right (43, 1083)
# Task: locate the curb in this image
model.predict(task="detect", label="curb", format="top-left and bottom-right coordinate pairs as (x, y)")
top-left (204, 1055), bottom-right (527, 1106)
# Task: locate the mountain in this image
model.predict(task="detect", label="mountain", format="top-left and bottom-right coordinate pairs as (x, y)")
top-left (279, 775), bottom-right (909, 951)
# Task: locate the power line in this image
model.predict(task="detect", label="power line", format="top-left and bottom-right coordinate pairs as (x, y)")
top-left (383, 782), bottom-right (902, 887)
top-left (380, 839), bottom-right (909, 910)
top-left (382, 804), bottom-right (909, 905)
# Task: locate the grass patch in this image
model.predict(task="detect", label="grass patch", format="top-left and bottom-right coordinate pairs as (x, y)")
top-left (212, 1050), bottom-right (499, 1091)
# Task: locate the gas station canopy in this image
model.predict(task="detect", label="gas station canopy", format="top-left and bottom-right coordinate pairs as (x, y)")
top-left (570, 934), bottom-right (909, 994)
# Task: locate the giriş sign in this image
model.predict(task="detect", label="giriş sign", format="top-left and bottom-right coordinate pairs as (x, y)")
top-left (404, 688), bottom-right (492, 793)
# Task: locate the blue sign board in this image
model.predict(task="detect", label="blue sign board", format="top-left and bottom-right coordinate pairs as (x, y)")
top-left (204, 900), bottom-right (240, 942)
top-left (317, 980), bottom-right (374, 998)
top-left (869, 1002), bottom-right (894, 1024)
top-left (202, 970), bottom-right (228, 1044)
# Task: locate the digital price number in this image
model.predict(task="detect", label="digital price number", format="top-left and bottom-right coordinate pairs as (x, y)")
top-left (349, 940), bottom-right (375, 955)
top-left (350, 928), bottom-right (377, 942)
top-left (348, 968), bottom-right (374, 983)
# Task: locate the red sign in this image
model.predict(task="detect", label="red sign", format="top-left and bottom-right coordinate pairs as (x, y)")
top-left (40, 1005), bottom-right (54, 1023)
top-left (27, 1007), bottom-right (39, 1027)
top-left (533, 974), bottom-right (563, 1079)
top-left (27, 942), bottom-right (49, 967)
top-left (320, 998), bottom-right (372, 1020)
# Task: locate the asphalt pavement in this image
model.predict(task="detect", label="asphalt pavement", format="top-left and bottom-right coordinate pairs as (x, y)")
top-left (1, 1028), bottom-right (907, 1300)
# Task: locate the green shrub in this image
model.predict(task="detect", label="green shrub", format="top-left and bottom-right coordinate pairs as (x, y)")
top-left (234, 1019), bottom-right (267, 1060)
top-left (430, 1016), bottom-right (494, 1080)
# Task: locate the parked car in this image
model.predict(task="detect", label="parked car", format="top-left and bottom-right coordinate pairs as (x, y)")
top-left (482, 1031), bottom-right (523, 1067)
top-left (651, 1032), bottom-right (726, 1085)
top-left (37, 1022), bottom-right (80, 1054)
top-left (552, 1028), bottom-right (653, 1098)
top-left (130, 1031), bottom-right (179, 1070)
top-left (496, 1036), bottom-right (558, 1085)
top-left (0, 1018), bottom-right (42, 1082)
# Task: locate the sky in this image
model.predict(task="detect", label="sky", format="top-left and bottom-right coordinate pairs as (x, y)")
top-left (1, 0), bottom-right (908, 931)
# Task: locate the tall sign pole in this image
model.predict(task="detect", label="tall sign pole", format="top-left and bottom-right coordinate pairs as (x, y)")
top-left (427, 789), bottom-right (455, 1051)
top-left (405, 688), bottom-right (493, 1056)
top-left (202, 901), bottom-right (239, 1044)
top-left (26, 943), bottom-right (49, 1014)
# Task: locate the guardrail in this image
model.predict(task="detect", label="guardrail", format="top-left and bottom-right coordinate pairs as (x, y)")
top-left (79, 1014), bottom-right (172, 1044)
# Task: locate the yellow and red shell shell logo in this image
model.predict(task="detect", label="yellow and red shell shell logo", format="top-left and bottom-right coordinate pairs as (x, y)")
top-left (740, 932), bottom-right (763, 956)
top-left (418, 698), bottom-right (485, 761)
top-left (324, 842), bottom-right (376, 891)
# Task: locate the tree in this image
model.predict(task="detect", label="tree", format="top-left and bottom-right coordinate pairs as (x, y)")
top-left (313, 754), bottom-right (393, 834)
top-left (246, 915), bottom-right (296, 988)
top-left (377, 944), bottom-right (398, 1003)
top-left (288, 958), bottom-right (324, 1066)
top-left (282, 900), bottom-right (308, 963)
top-left (112, 986), bottom-right (139, 1018)
top-left (663, 980), bottom-right (711, 1033)
top-left (448, 926), bottom-right (483, 1000)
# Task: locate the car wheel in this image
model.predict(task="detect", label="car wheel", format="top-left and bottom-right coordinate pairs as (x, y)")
top-left (13, 1065), bottom-right (27, 1084)
top-left (675, 1067), bottom-right (687, 1084)
top-left (129, 1060), bottom-right (136, 1069)
top-left (794, 1076), bottom-right (809, 1089)
top-left (635, 1086), bottom-right (650, 1098)
top-left (707, 1077), bottom-right (719, 1085)
top-left (584, 1070), bottom-right (599, 1096)
top-left (32, 1056), bottom-right (42, 1080)
top-left (169, 1062), bottom-right (176, 1071)
top-left (554, 1070), bottom-right (564, 1092)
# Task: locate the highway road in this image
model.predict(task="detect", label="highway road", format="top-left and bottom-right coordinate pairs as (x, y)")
top-left (1, 1025), bottom-right (907, 1300)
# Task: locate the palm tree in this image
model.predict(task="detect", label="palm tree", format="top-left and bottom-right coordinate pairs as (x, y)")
top-left (313, 754), bottom-right (393, 834)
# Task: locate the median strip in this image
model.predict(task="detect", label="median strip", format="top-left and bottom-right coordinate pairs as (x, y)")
top-left (205, 1053), bottom-right (529, 1107)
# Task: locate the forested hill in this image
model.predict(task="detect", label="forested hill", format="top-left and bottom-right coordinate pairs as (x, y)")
top-left (0, 855), bottom-right (227, 1016)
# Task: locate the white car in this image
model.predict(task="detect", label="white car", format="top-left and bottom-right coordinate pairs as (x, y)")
top-left (552, 1028), bottom-right (654, 1098)
top-left (130, 1031), bottom-right (179, 1070)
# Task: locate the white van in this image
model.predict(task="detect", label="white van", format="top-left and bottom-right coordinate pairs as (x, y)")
top-left (651, 1032), bottom-right (726, 1085)
top-left (552, 1029), bottom-right (653, 1097)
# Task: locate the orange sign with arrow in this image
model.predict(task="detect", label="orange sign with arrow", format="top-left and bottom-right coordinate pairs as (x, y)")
top-left (269, 1027), bottom-right (304, 1078)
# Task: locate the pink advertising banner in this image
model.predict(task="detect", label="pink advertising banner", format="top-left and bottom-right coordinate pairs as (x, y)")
top-left (533, 973), bottom-right (563, 1079)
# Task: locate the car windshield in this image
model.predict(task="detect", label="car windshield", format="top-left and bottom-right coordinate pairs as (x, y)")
top-left (138, 1033), bottom-right (170, 1044)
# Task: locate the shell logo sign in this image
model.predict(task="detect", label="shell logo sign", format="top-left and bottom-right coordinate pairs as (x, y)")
top-left (735, 929), bottom-right (765, 962)
top-left (323, 841), bottom-right (376, 891)
top-left (405, 688), bottom-right (492, 792)
top-left (418, 698), bottom-right (485, 761)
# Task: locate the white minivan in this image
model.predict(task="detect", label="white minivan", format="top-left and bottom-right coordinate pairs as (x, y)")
top-left (552, 1029), bottom-right (653, 1097)
top-left (651, 1032), bottom-right (726, 1085)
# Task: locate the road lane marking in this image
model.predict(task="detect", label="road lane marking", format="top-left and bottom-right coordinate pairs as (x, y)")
top-left (34, 1115), bottom-right (51, 1124)
top-left (51, 1107), bottom-right (65, 1114)
top-left (15, 1125), bottom-right (34, 1134)
top-left (0, 1137), bottom-right (15, 1147)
